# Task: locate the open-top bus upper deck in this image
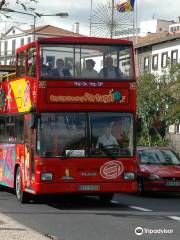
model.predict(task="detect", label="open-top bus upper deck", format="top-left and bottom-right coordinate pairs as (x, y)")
top-left (0, 36), bottom-right (136, 114)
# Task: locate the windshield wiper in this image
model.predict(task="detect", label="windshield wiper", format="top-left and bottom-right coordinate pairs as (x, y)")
top-left (61, 150), bottom-right (74, 160)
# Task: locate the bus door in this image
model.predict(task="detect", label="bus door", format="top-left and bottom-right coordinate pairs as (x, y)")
top-left (24, 114), bottom-right (35, 188)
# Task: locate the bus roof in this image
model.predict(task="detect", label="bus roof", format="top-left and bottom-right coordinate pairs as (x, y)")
top-left (16, 36), bottom-right (133, 53)
top-left (37, 36), bottom-right (133, 45)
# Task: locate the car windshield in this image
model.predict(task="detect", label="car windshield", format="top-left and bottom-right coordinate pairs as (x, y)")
top-left (36, 112), bottom-right (134, 158)
top-left (138, 149), bottom-right (180, 165)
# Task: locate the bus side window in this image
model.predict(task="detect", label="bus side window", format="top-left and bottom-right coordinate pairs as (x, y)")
top-left (6, 116), bottom-right (16, 141)
top-left (17, 51), bottom-right (26, 77)
top-left (0, 117), bottom-right (5, 141)
top-left (28, 62), bottom-right (36, 77)
top-left (27, 47), bottom-right (36, 78)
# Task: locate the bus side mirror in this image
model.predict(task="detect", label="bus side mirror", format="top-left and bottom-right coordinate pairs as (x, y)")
top-left (136, 117), bottom-right (142, 133)
top-left (30, 113), bottom-right (39, 129)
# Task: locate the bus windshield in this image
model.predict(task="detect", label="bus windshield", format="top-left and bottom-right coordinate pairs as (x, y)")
top-left (40, 44), bottom-right (133, 80)
top-left (37, 112), bottom-right (134, 158)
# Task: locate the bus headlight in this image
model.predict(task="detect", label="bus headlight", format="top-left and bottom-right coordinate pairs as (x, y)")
top-left (123, 172), bottom-right (136, 180)
top-left (41, 173), bottom-right (53, 181)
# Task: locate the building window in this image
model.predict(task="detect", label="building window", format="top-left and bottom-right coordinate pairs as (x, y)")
top-left (152, 54), bottom-right (158, 70)
top-left (171, 50), bottom-right (178, 65)
top-left (161, 52), bottom-right (168, 68)
top-left (170, 27), bottom-right (173, 33)
top-left (27, 37), bottom-right (31, 44)
top-left (12, 39), bottom-right (16, 55)
top-left (4, 41), bottom-right (8, 56)
top-left (168, 124), bottom-right (175, 133)
top-left (144, 57), bottom-right (150, 71)
top-left (20, 38), bottom-right (24, 46)
top-left (0, 115), bottom-right (24, 142)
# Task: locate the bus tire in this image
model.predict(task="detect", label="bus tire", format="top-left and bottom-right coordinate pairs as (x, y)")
top-left (137, 177), bottom-right (145, 196)
top-left (15, 167), bottom-right (29, 203)
top-left (99, 193), bottom-right (113, 204)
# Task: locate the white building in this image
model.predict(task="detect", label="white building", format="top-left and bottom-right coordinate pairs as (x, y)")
top-left (140, 19), bottom-right (176, 36)
top-left (0, 24), bottom-right (82, 66)
top-left (134, 27), bottom-right (180, 154)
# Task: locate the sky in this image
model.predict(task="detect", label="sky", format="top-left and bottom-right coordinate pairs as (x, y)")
top-left (0, 0), bottom-right (180, 35)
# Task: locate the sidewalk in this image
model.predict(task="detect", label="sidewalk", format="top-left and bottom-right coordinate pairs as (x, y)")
top-left (0, 213), bottom-right (47, 240)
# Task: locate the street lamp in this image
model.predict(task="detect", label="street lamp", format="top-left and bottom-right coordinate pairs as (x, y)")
top-left (1, 8), bottom-right (69, 40)
top-left (41, 13), bottom-right (68, 17)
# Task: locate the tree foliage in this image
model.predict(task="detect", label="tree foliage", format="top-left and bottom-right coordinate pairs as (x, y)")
top-left (0, 0), bottom-right (38, 12)
top-left (0, 0), bottom-right (38, 22)
top-left (137, 64), bottom-right (180, 146)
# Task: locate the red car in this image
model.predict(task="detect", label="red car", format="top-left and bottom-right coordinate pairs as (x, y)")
top-left (137, 147), bottom-right (180, 194)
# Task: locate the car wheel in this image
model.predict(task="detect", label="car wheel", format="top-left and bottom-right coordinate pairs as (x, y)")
top-left (99, 193), bottom-right (113, 204)
top-left (15, 167), bottom-right (29, 203)
top-left (137, 178), bottom-right (145, 196)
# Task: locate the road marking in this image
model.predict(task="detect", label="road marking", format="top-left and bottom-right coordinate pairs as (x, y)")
top-left (111, 200), bottom-right (120, 204)
top-left (111, 202), bottom-right (153, 212)
top-left (168, 216), bottom-right (180, 221)
top-left (129, 206), bottom-right (152, 212)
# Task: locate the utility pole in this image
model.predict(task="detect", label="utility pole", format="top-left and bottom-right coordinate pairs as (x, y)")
top-left (89, 0), bottom-right (93, 36)
top-left (110, 0), bottom-right (114, 38)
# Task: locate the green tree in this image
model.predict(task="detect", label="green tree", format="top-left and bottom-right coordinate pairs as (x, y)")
top-left (137, 64), bottom-right (180, 146)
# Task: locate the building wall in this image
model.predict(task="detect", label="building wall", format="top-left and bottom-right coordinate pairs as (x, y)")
top-left (135, 37), bottom-right (180, 155)
top-left (166, 132), bottom-right (180, 156)
top-left (140, 20), bottom-right (157, 36)
top-left (140, 20), bottom-right (175, 36)
top-left (157, 20), bottom-right (175, 33)
top-left (0, 31), bottom-right (66, 65)
top-left (135, 46), bottom-right (152, 76)
top-left (0, 34), bottom-right (32, 65)
top-left (152, 39), bottom-right (180, 75)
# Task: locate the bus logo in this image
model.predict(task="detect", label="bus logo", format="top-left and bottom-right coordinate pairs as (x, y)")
top-left (100, 161), bottom-right (123, 179)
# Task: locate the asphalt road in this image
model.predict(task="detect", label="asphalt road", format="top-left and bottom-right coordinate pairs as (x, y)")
top-left (0, 187), bottom-right (180, 240)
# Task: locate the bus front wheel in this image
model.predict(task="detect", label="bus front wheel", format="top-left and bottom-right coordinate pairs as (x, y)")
top-left (15, 167), bottom-right (29, 203)
top-left (99, 193), bottom-right (113, 204)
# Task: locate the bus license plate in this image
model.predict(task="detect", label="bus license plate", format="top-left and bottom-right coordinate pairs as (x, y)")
top-left (166, 181), bottom-right (180, 186)
top-left (78, 185), bottom-right (100, 191)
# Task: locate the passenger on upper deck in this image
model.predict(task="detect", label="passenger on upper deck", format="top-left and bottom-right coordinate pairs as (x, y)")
top-left (52, 58), bottom-right (71, 77)
top-left (46, 62), bottom-right (53, 75)
top-left (81, 59), bottom-right (98, 78)
top-left (99, 56), bottom-right (123, 78)
top-left (40, 56), bottom-right (47, 76)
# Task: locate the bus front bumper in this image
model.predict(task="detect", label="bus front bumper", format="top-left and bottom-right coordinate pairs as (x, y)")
top-left (32, 181), bottom-right (137, 195)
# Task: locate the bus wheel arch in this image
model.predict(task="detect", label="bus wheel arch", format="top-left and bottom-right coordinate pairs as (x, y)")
top-left (15, 166), bottom-right (29, 203)
top-left (14, 164), bottom-right (20, 189)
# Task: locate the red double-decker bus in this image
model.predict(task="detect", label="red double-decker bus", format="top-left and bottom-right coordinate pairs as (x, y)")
top-left (0, 36), bottom-right (137, 203)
